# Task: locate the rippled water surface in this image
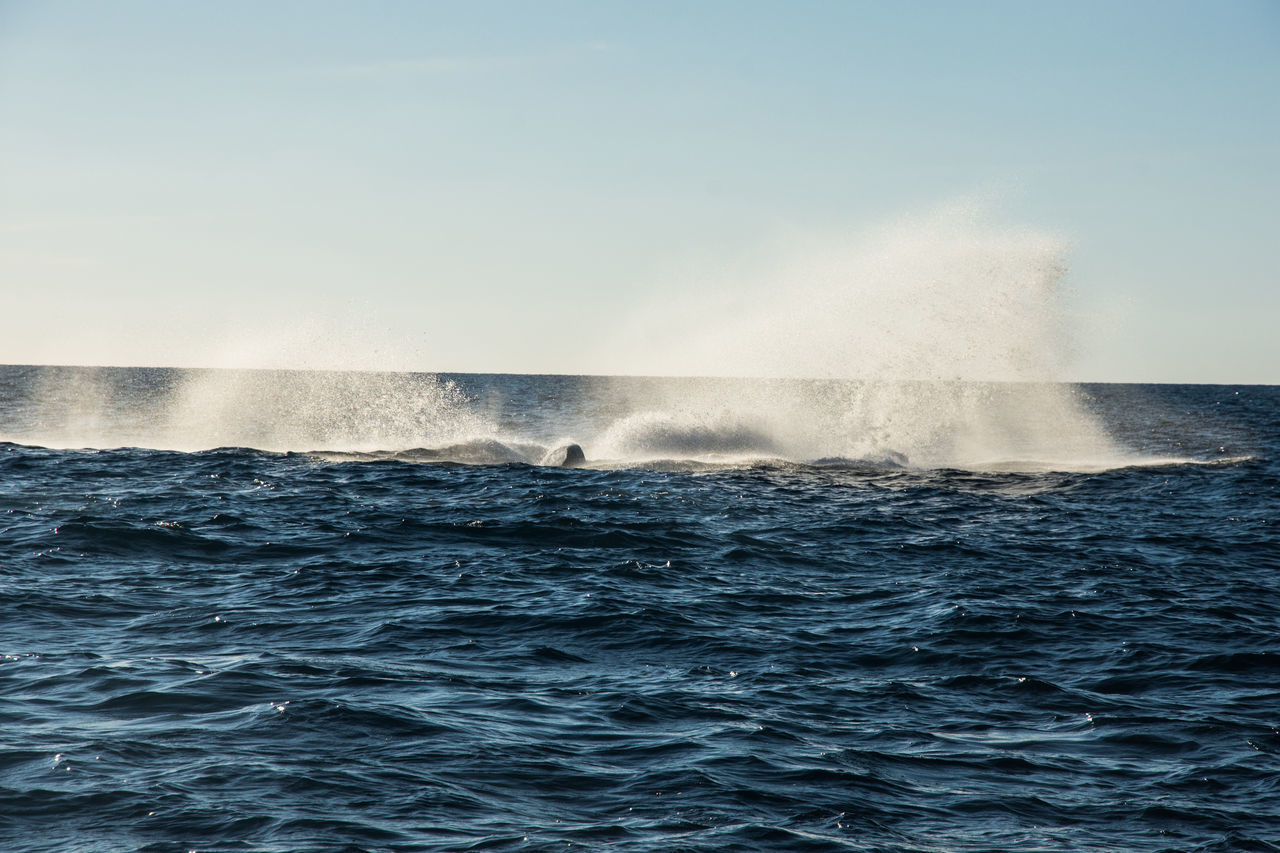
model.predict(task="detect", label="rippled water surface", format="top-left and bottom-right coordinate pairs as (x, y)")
top-left (2, 368), bottom-right (1278, 852)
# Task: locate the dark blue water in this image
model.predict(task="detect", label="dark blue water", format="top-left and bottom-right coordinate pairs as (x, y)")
top-left (2, 367), bottom-right (1277, 851)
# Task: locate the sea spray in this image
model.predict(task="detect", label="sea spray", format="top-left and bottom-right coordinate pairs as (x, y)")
top-left (161, 369), bottom-right (490, 452)
top-left (593, 204), bottom-right (1129, 469)
top-left (609, 203), bottom-right (1071, 382)
top-left (1, 366), bottom-right (491, 453)
top-left (1, 205), bottom-right (1144, 469)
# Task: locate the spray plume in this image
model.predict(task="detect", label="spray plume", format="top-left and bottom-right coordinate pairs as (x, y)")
top-left (1, 203), bottom-right (1145, 470)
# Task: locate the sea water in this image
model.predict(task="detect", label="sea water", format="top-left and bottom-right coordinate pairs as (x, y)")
top-left (1, 365), bottom-right (1277, 852)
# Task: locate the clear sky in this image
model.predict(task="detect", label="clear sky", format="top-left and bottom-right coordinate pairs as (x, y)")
top-left (1, 0), bottom-right (1277, 382)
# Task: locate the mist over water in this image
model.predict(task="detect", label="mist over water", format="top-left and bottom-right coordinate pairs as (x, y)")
top-left (1, 207), bottom-right (1149, 470)
top-left (624, 205), bottom-right (1072, 383)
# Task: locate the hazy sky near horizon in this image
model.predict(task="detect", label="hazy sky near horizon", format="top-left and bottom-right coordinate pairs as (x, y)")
top-left (2, 0), bottom-right (1277, 382)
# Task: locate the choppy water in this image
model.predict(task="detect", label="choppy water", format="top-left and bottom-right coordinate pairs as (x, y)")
top-left (2, 366), bottom-right (1277, 852)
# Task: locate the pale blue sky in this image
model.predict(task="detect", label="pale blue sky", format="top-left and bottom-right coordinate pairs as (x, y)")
top-left (2, 1), bottom-right (1277, 381)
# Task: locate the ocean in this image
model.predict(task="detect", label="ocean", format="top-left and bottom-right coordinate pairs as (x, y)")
top-left (1, 365), bottom-right (1277, 852)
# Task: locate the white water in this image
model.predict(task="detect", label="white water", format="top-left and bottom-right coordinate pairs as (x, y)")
top-left (587, 379), bottom-right (1128, 471)
top-left (5, 368), bottom-right (487, 453)
top-left (583, 204), bottom-right (1135, 470)
top-left (1, 204), bottom-right (1149, 470)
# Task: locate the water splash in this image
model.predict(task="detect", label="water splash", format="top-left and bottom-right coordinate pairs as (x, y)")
top-left (0, 204), bottom-right (1152, 470)
top-left (161, 369), bottom-right (492, 452)
top-left (588, 203), bottom-right (1134, 469)
top-left (3, 366), bottom-right (490, 453)
top-left (576, 377), bottom-right (1131, 471)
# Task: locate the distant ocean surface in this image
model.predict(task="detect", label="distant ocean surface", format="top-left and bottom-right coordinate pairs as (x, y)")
top-left (2, 365), bottom-right (1277, 852)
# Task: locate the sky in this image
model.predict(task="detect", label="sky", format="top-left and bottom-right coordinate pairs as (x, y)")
top-left (1, 0), bottom-right (1277, 382)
